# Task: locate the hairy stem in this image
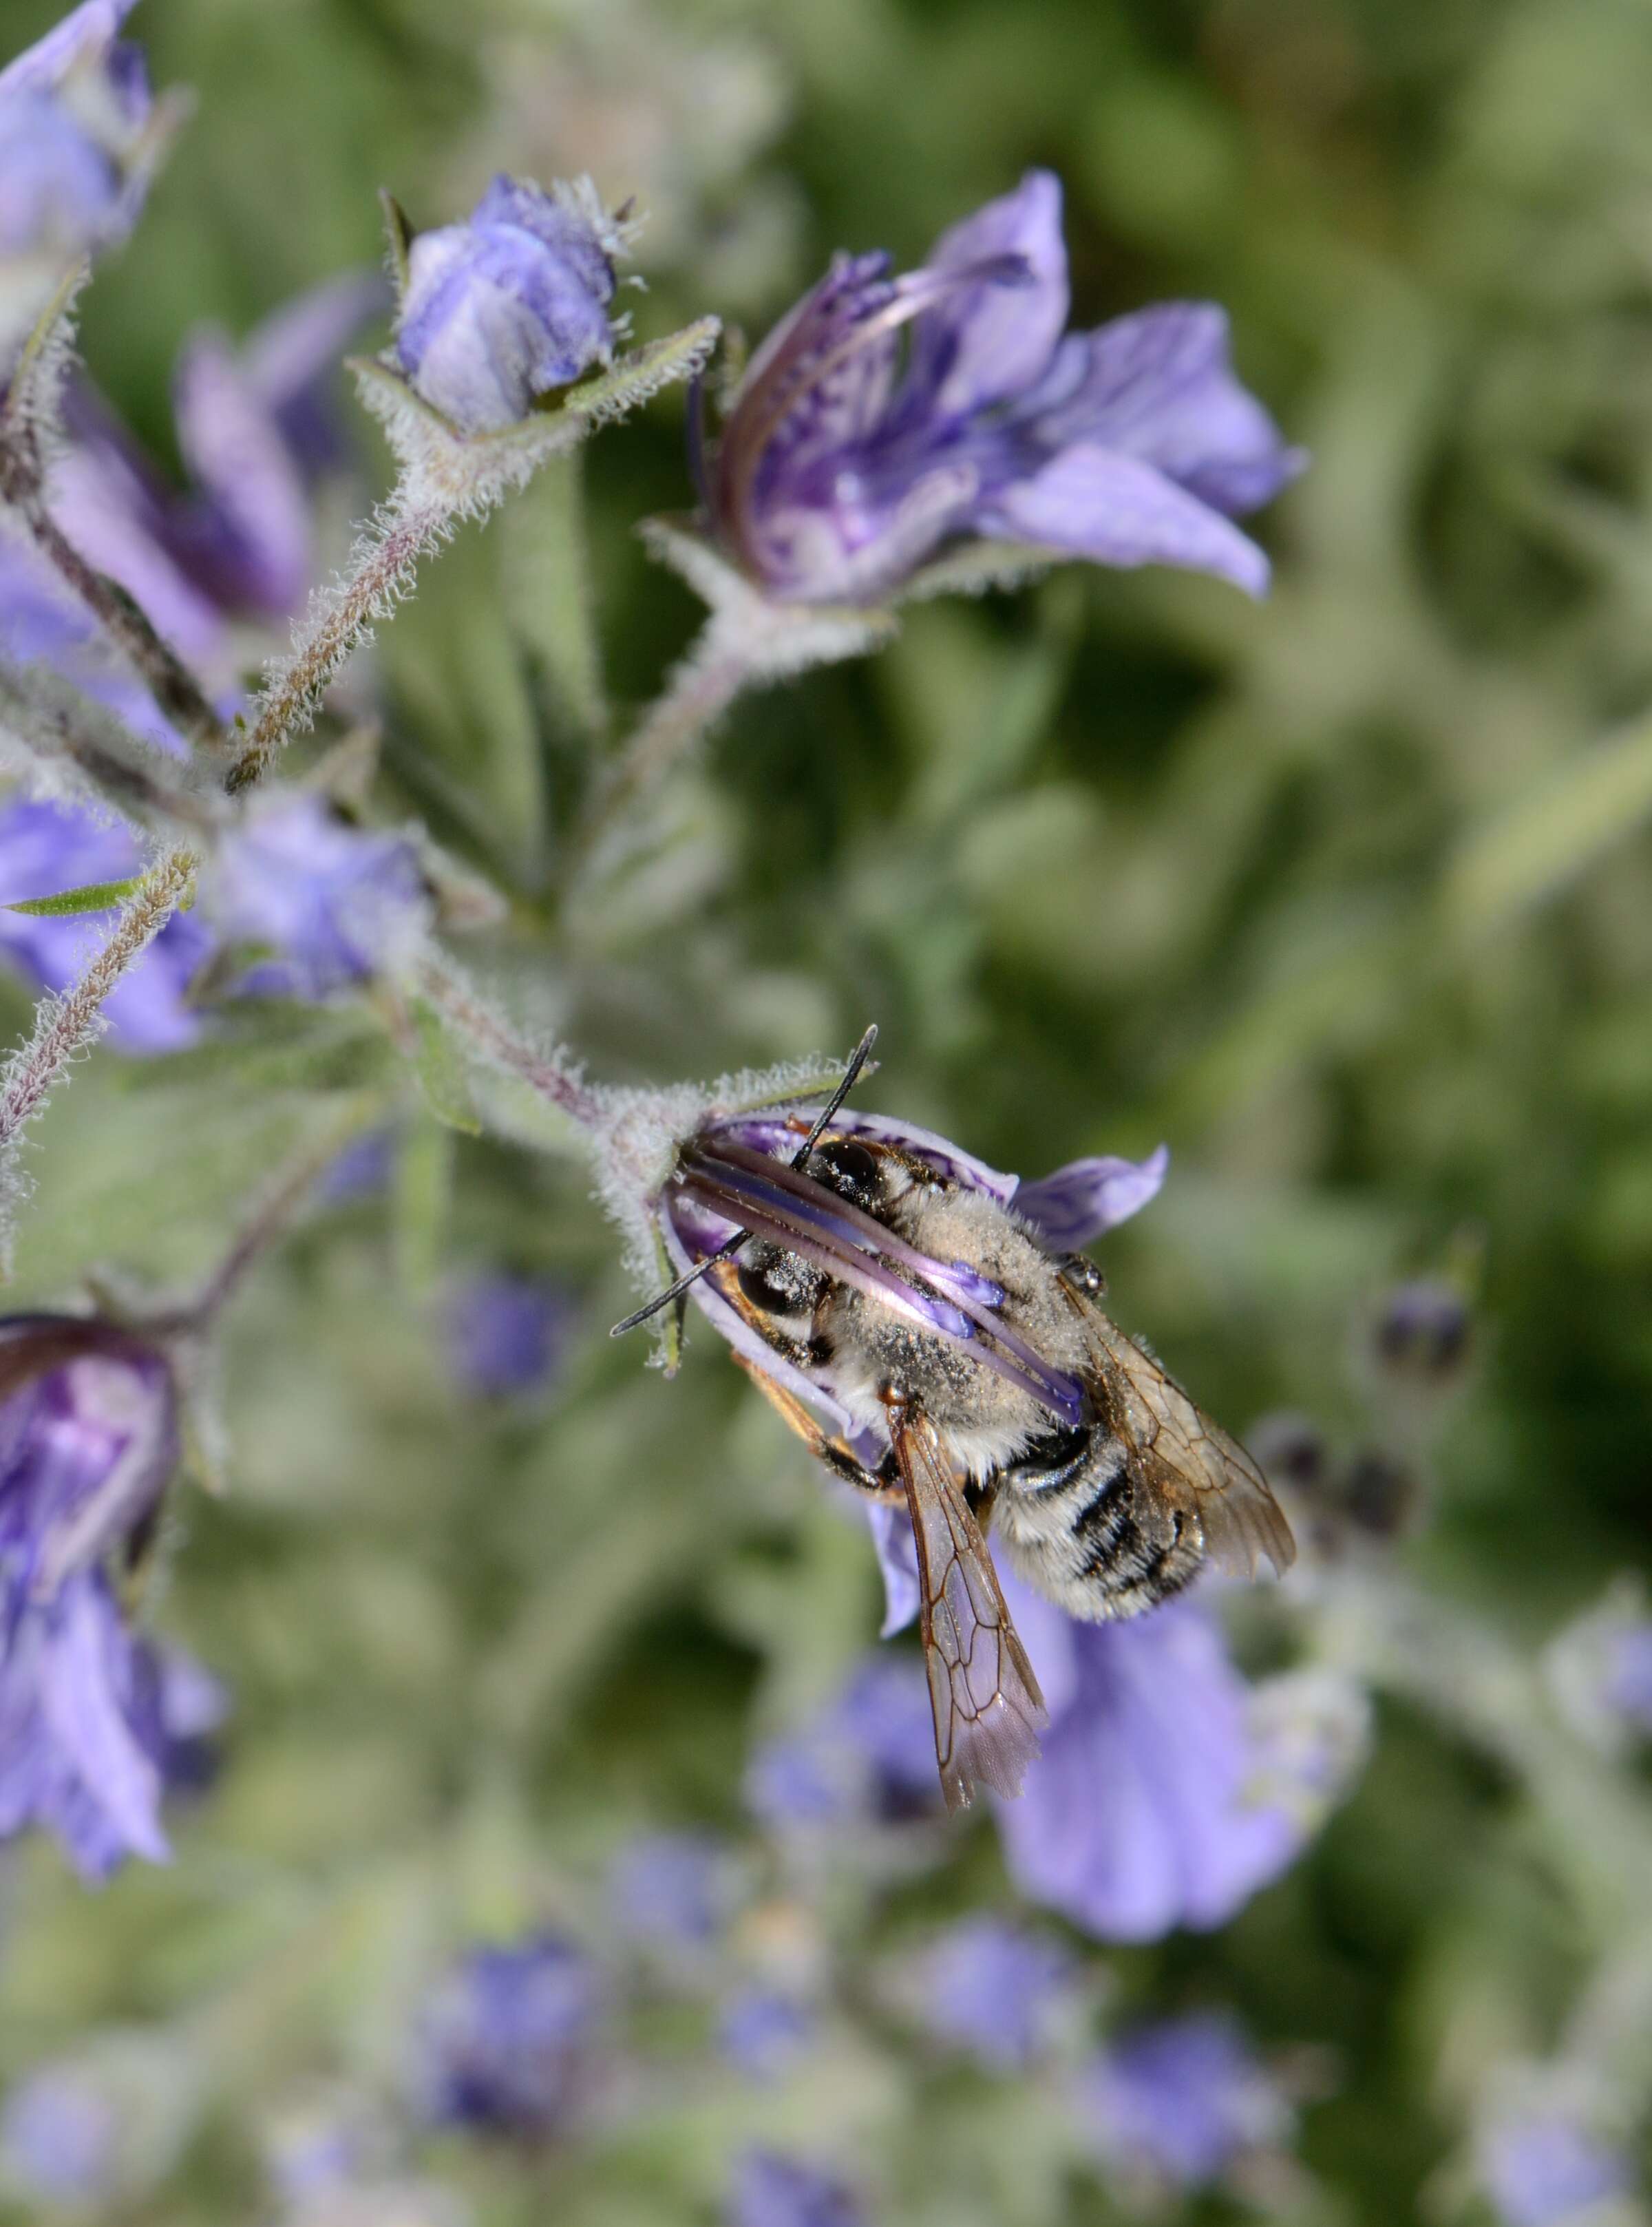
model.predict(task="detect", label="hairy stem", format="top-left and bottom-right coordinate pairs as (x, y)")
top-left (416, 949), bottom-right (603, 1133)
top-left (573, 620), bottom-right (752, 864)
top-left (226, 498), bottom-right (449, 795)
top-left (0, 432), bottom-right (227, 756)
top-left (0, 846), bottom-right (197, 1171)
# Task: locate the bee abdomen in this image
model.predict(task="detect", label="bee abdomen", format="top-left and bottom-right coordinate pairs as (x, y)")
top-left (997, 1429), bottom-right (1204, 1621)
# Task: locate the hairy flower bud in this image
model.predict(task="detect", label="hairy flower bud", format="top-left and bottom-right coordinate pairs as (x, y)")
top-left (393, 174), bottom-right (625, 435)
top-left (0, 1), bottom-right (157, 363)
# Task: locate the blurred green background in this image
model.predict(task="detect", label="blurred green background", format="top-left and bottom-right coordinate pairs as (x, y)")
top-left (2, 0), bottom-right (1651, 2220)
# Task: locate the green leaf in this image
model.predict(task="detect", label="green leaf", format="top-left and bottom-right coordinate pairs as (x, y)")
top-left (3, 876), bottom-right (147, 918)
top-left (1442, 711), bottom-right (1652, 937)
top-left (410, 999), bottom-right (483, 1134)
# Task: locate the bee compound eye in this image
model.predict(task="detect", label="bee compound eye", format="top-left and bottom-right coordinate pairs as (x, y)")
top-left (737, 1247), bottom-right (818, 1316)
top-left (805, 1138), bottom-right (882, 1209)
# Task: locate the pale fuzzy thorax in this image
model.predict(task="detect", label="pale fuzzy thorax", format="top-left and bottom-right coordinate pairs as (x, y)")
top-left (819, 1184), bottom-right (1090, 1475)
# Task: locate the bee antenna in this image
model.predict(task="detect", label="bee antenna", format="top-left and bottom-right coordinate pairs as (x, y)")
top-left (789, 1022), bottom-right (878, 1168)
top-left (608, 1229), bottom-right (745, 1337)
top-left (608, 1023), bottom-right (879, 1340)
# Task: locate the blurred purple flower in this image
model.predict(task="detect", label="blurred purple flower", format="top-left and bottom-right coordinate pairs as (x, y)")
top-left (718, 1988), bottom-right (814, 2081)
top-left (416, 1934), bottom-right (604, 2140)
top-left (607, 1828), bottom-right (730, 1954)
top-left (990, 1578), bottom-right (1335, 1941)
top-left (442, 1270), bottom-right (575, 1402)
top-left (0, 2060), bottom-right (118, 2206)
top-left (728, 2150), bottom-right (865, 2227)
top-left (745, 1652), bottom-right (942, 1836)
top-left (313, 1129), bottom-right (398, 1208)
top-left (706, 169), bottom-right (1300, 606)
top-left (50, 271), bottom-right (383, 669)
top-left (1480, 2114), bottom-right (1634, 2227)
top-left (394, 174), bottom-right (623, 434)
top-left (1079, 2011), bottom-right (1289, 2189)
top-left (915, 1917), bottom-right (1072, 2071)
top-left (1371, 1278), bottom-right (1472, 1385)
top-left (204, 794), bottom-right (427, 1003)
top-left (0, 1315), bottom-right (194, 1877)
top-left (1605, 1623), bottom-right (1652, 1733)
top-left (0, 266), bottom-right (381, 757)
top-left (0, 1), bottom-right (154, 363)
top-left (0, 797), bottom-right (211, 1051)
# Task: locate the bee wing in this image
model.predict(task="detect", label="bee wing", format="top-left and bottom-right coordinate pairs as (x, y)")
top-left (889, 1405), bottom-right (1048, 1813)
top-left (1077, 1300), bottom-right (1296, 1581)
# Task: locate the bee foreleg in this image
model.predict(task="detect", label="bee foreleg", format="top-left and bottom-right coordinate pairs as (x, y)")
top-left (732, 1352), bottom-right (902, 1502)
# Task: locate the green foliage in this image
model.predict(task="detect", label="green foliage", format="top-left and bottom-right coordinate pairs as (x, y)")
top-left (3, 0), bottom-right (1652, 2220)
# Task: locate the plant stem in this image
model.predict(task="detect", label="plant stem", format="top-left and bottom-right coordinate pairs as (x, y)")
top-left (146, 1100), bottom-right (384, 1333)
top-left (226, 498), bottom-right (448, 795)
top-left (416, 949), bottom-right (603, 1133)
top-left (0, 847), bottom-right (197, 1167)
top-left (578, 623), bottom-right (752, 852)
top-left (0, 431), bottom-right (227, 756)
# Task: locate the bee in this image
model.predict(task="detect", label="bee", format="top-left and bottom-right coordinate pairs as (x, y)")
top-left (616, 1031), bottom-right (1295, 1812)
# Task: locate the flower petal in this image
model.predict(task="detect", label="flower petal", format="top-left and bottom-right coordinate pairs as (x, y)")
top-left (979, 441), bottom-right (1273, 596)
top-left (1012, 1144), bottom-right (1169, 1252)
top-left (911, 169), bottom-right (1069, 419)
top-left (0, 1), bottom-right (137, 98)
top-left (38, 1575), bottom-right (169, 1866)
top-left (172, 330), bottom-right (312, 615)
top-left (1026, 304), bottom-right (1304, 516)
top-left (993, 1587), bottom-right (1310, 1941)
top-left (867, 1500), bottom-right (921, 1638)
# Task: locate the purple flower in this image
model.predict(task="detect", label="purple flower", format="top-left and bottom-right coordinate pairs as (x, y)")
top-left (442, 1271), bottom-right (575, 1402)
top-left (705, 169), bottom-right (1300, 606)
top-left (607, 1828), bottom-right (730, 1955)
top-left (1605, 1623), bottom-right (1652, 1733)
top-left (1079, 2012), bottom-right (1289, 2189)
top-left (718, 1989), bottom-right (814, 2081)
top-left (0, 2), bottom-right (154, 361)
top-left (204, 794), bottom-right (427, 1002)
top-left (727, 2150), bottom-right (865, 2227)
top-left (416, 1934), bottom-right (604, 2140)
top-left (745, 1652), bottom-right (942, 1835)
top-left (0, 797), bottom-right (211, 1052)
top-left (0, 2062), bottom-right (119, 2206)
top-left (54, 271), bottom-right (383, 646)
top-left (0, 1315), bottom-right (191, 1877)
top-left (914, 1916), bottom-right (1072, 2071)
top-left (313, 1129), bottom-right (398, 1208)
top-left (990, 1579), bottom-right (1339, 1941)
top-left (394, 174), bottom-right (624, 434)
top-left (1479, 2114), bottom-right (1634, 2227)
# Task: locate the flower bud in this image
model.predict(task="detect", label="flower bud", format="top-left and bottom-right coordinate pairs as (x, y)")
top-left (393, 174), bottom-right (624, 435)
top-left (1370, 1278), bottom-right (1472, 1386)
top-left (0, 1), bottom-right (158, 363)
